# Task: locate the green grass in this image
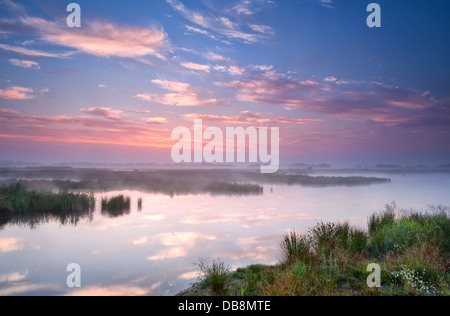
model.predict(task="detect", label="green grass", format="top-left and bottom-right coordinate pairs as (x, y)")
top-left (181, 203), bottom-right (450, 296)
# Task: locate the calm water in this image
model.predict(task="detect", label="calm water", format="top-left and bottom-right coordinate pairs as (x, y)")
top-left (1, 172), bottom-right (449, 296)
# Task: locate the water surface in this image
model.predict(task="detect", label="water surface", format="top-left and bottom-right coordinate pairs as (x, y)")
top-left (0, 172), bottom-right (449, 296)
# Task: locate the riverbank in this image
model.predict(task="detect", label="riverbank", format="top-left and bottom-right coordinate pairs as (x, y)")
top-left (178, 204), bottom-right (450, 296)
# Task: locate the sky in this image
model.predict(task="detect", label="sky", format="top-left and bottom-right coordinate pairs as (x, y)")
top-left (0, 0), bottom-right (449, 167)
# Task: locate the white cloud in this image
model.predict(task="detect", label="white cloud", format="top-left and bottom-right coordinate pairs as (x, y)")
top-left (204, 51), bottom-right (226, 61)
top-left (185, 25), bottom-right (213, 37)
top-left (0, 43), bottom-right (72, 58)
top-left (181, 62), bottom-right (211, 72)
top-left (167, 0), bottom-right (274, 44)
top-left (249, 24), bottom-right (275, 35)
top-left (324, 76), bottom-right (337, 82)
top-left (318, 0), bottom-right (334, 9)
top-left (232, 1), bottom-right (254, 15)
top-left (9, 58), bottom-right (40, 69)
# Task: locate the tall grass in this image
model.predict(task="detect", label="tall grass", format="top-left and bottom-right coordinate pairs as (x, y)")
top-left (306, 222), bottom-right (368, 257)
top-left (195, 258), bottom-right (230, 295)
top-left (368, 209), bottom-right (396, 236)
top-left (0, 194), bottom-right (11, 213)
top-left (280, 230), bottom-right (312, 265)
top-left (101, 195), bottom-right (131, 218)
top-left (0, 183), bottom-right (95, 213)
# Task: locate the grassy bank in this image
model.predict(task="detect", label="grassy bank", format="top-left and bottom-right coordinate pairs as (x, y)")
top-left (180, 204), bottom-right (450, 296)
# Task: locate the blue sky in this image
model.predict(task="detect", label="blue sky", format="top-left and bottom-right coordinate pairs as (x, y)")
top-left (0, 0), bottom-right (449, 166)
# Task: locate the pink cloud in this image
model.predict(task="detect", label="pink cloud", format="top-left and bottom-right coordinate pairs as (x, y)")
top-left (181, 112), bottom-right (321, 126)
top-left (80, 107), bottom-right (124, 120)
top-left (182, 113), bottom-right (254, 125)
top-left (213, 65), bottom-right (448, 129)
top-left (215, 67), bottom-right (321, 98)
top-left (390, 101), bottom-right (428, 110)
top-left (143, 117), bottom-right (168, 124)
top-left (152, 93), bottom-right (220, 107)
top-left (67, 285), bottom-right (150, 296)
top-left (181, 62), bottom-right (211, 72)
top-left (0, 109), bottom-right (172, 149)
top-left (9, 58), bottom-right (40, 69)
top-left (0, 86), bottom-right (48, 100)
top-left (135, 94), bottom-right (153, 102)
top-left (151, 79), bottom-right (191, 92)
top-left (0, 237), bottom-right (25, 253)
top-left (19, 17), bottom-right (170, 59)
top-left (136, 79), bottom-right (225, 107)
top-left (0, 43), bottom-right (72, 58)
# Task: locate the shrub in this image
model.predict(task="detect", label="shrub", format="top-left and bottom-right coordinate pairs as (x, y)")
top-left (309, 222), bottom-right (339, 255)
top-left (370, 219), bottom-right (424, 256)
top-left (368, 208), bottom-right (450, 258)
top-left (348, 228), bottom-right (369, 254)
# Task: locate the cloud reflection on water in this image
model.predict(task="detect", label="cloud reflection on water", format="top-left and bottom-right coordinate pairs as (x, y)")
top-left (132, 232), bottom-right (219, 261)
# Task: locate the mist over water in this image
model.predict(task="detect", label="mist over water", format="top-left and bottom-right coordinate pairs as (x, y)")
top-left (0, 169), bottom-right (449, 296)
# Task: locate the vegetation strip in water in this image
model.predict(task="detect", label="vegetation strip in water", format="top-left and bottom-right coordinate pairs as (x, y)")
top-left (0, 183), bottom-right (95, 229)
top-left (0, 168), bottom-right (390, 197)
top-left (0, 183), bottom-right (94, 213)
